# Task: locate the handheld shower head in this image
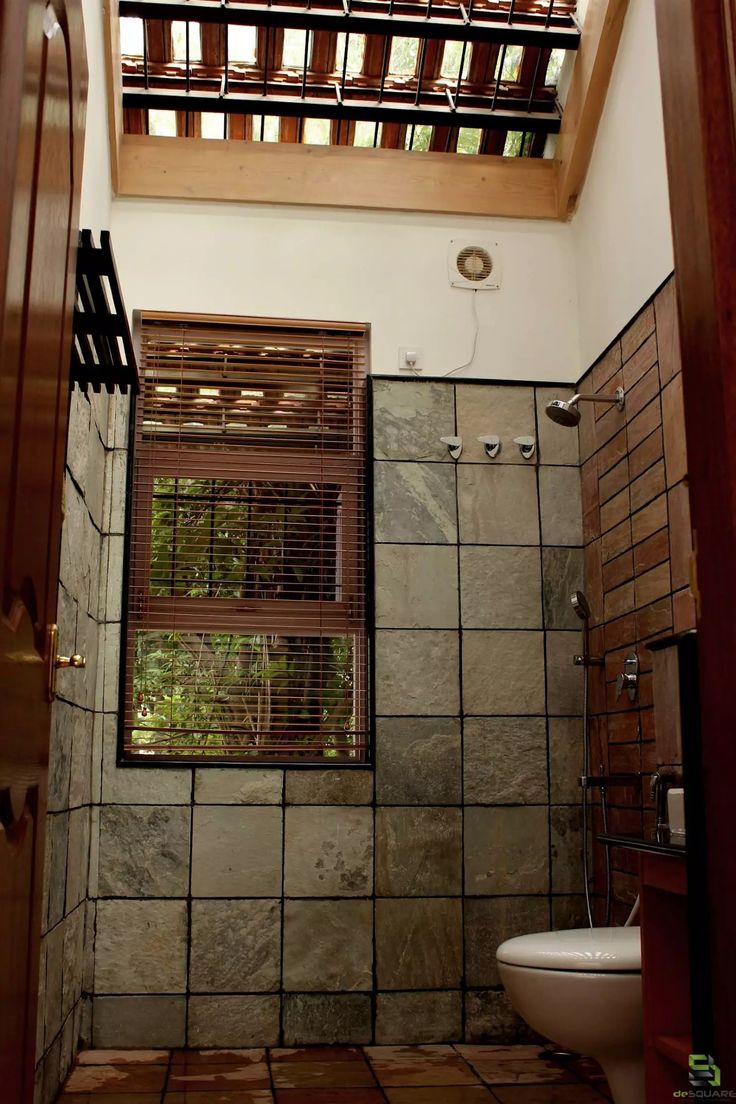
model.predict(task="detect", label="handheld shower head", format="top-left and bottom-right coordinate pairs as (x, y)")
top-left (545, 387), bottom-right (625, 428)
top-left (570, 591), bottom-right (592, 621)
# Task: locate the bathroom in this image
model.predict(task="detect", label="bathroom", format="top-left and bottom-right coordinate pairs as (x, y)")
top-left (1, 0), bottom-right (733, 1101)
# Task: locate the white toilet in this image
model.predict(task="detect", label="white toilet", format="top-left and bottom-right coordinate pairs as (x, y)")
top-left (496, 927), bottom-right (644, 1104)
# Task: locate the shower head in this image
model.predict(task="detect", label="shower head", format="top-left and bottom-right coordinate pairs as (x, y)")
top-left (545, 387), bottom-right (625, 428)
top-left (546, 398), bottom-right (581, 427)
top-left (570, 591), bottom-right (592, 621)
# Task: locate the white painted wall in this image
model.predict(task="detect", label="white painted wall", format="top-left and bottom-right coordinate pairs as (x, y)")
top-left (571, 0), bottom-right (674, 372)
top-left (110, 201), bottom-right (580, 382)
top-left (79, 0), bottom-right (112, 236)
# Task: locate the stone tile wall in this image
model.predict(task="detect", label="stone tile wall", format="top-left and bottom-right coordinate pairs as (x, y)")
top-left (36, 387), bottom-right (129, 1103)
top-left (577, 274), bottom-right (695, 921)
top-left (85, 377), bottom-right (587, 1050)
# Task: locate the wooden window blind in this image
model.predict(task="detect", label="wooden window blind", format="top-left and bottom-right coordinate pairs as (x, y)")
top-left (122, 312), bottom-right (369, 763)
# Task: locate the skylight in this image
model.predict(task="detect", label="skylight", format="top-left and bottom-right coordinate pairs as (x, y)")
top-left (117, 0), bottom-right (580, 158)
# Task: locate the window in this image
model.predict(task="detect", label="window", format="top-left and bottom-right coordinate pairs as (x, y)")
top-left (122, 314), bottom-right (369, 764)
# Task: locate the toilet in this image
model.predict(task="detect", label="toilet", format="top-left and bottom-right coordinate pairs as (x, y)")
top-left (496, 927), bottom-right (644, 1104)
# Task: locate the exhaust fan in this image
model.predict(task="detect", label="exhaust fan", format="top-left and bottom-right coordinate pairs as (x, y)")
top-left (448, 239), bottom-right (501, 290)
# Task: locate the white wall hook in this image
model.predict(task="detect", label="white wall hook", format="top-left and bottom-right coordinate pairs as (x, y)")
top-left (440, 435), bottom-right (463, 460)
top-left (513, 435), bottom-right (536, 460)
top-left (478, 435), bottom-right (501, 459)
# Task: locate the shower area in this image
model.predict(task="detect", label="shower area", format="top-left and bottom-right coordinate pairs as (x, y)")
top-left (41, 272), bottom-right (690, 1086)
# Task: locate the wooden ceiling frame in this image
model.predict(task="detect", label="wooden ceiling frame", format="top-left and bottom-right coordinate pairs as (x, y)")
top-left (104, 0), bottom-right (629, 219)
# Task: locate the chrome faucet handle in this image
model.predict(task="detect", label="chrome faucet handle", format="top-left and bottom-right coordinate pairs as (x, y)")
top-left (615, 652), bottom-right (639, 701)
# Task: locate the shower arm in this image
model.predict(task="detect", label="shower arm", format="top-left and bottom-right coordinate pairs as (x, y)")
top-left (569, 391), bottom-right (622, 407)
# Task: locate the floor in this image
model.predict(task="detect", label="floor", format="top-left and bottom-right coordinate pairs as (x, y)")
top-left (58, 1045), bottom-right (611, 1103)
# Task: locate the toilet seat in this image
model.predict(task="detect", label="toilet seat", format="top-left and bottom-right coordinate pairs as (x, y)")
top-left (497, 927), bottom-right (641, 973)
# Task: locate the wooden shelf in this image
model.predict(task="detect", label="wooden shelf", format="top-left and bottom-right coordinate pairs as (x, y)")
top-left (653, 1034), bottom-right (692, 1070)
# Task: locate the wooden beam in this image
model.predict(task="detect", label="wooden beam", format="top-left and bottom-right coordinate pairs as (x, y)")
top-left (555, 0), bottom-right (629, 219)
top-left (103, 0), bottom-right (123, 190)
top-left (117, 133), bottom-right (559, 218)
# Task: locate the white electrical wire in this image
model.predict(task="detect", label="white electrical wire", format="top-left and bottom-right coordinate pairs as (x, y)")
top-left (444, 289), bottom-right (480, 376)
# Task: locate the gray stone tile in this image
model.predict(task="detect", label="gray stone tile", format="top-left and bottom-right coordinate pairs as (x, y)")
top-left (44, 922), bottom-right (64, 1047)
top-left (463, 717), bottom-right (548, 804)
top-left (462, 631), bottom-right (545, 716)
top-left (375, 718), bottom-right (461, 805)
top-left (455, 384), bottom-right (536, 464)
top-left (286, 770), bottom-right (373, 805)
top-left (375, 808), bottom-right (462, 896)
top-left (549, 717), bottom-right (585, 804)
top-left (464, 807), bottom-right (549, 896)
top-left (539, 466), bottom-right (583, 546)
top-left (61, 908), bottom-right (85, 1021)
top-left (546, 631), bottom-right (584, 716)
top-left (190, 899), bottom-right (281, 992)
top-left (283, 994), bottom-right (372, 1045)
top-left (95, 900), bottom-right (187, 993)
top-left (375, 544), bottom-right (459, 628)
top-left (373, 380), bottom-right (455, 461)
top-left (68, 710), bottom-right (93, 808)
top-left (375, 631), bottom-right (460, 716)
top-left (283, 900), bottom-right (373, 992)
top-left (101, 717), bottom-right (192, 804)
top-left (535, 386), bottom-right (581, 466)
top-left (374, 462), bottom-right (457, 544)
top-left (284, 806), bottom-right (373, 896)
top-left (376, 991), bottom-right (462, 1044)
top-left (65, 807), bottom-right (90, 911)
top-left (552, 894), bottom-right (591, 930)
top-left (457, 466), bottom-right (539, 545)
top-left (551, 806), bottom-right (585, 893)
top-left (191, 806), bottom-right (282, 897)
top-left (460, 546), bottom-right (542, 629)
top-left (48, 701), bottom-right (74, 812)
top-left (464, 897), bottom-right (549, 986)
top-left (542, 547), bottom-right (585, 629)
top-left (98, 806), bottom-right (190, 897)
top-left (375, 898), bottom-right (462, 989)
top-left (44, 812), bottom-right (69, 931)
top-left (195, 769), bottom-right (283, 804)
top-left (188, 995), bottom-right (280, 1047)
top-left (464, 990), bottom-right (536, 1044)
top-left (92, 995), bottom-right (186, 1048)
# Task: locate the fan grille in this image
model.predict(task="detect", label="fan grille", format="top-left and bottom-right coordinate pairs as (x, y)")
top-left (456, 245), bottom-right (493, 283)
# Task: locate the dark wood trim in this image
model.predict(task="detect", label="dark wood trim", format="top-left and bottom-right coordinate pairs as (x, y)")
top-left (656, 0), bottom-right (736, 1072)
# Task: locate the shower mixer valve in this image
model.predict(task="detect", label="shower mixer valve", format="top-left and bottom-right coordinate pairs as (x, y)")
top-left (513, 435), bottom-right (536, 460)
top-left (477, 434), bottom-right (501, 458)
top-left (439, 435), bottom-right (463, 460)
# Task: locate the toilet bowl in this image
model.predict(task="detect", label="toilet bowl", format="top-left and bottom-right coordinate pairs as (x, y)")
top-left (497, 927), bottom-right (644, 1104)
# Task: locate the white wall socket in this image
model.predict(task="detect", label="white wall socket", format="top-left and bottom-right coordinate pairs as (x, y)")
top-left (399, 346), bottom-right (423, 373)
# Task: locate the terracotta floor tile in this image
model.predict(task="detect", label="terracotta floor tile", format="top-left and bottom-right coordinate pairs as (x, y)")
top-left (168, 1064), bottom-right (271, 1091)
top-left (455, 1048), bottom-right (547, 1064)
top-left (63, 1065), bottom-right (168, 1094)
top-left (76, 1051), bottom-right (169, 1066)
top-left (165, 1094), bottom-right (273, 1104)
top-left (459, 1059), bottom-right (575, 1087)
top-left (172, 1050), bottom-right (267, 1068)
top-left (491, 1086), bottom-right (604, 1103)
top-left (270, 1049), bottom-right (365, 1064)
top-left (274, 1091), bottom-right (385, 1103)
top-left (384, 1088), bottom-right (496, 1103)
top-left (270, 1062), bottom-right (375, 1091)
top-left (60, 1096), bottom-right (162, 1104)
top-left (365, 1047), bottom-right (479, 1088)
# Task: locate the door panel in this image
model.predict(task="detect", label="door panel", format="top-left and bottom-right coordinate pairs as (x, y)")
top-left (0, 1), bottom-right (86, 1100)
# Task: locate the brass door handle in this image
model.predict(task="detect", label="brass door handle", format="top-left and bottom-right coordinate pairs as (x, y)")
top-left (55, 654), bottom-right (86, 669)
top-left (46, 624), bottom-right (86, 700)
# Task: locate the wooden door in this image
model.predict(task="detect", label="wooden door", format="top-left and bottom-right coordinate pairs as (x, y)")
top-left (656, 0), bottom-right (736, 1075)
top-left (0, 0), bottom-right (86, 1099)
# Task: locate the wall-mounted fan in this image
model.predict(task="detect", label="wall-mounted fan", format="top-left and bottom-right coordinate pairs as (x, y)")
top-left (448, 240), bottom-right (502, 290)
